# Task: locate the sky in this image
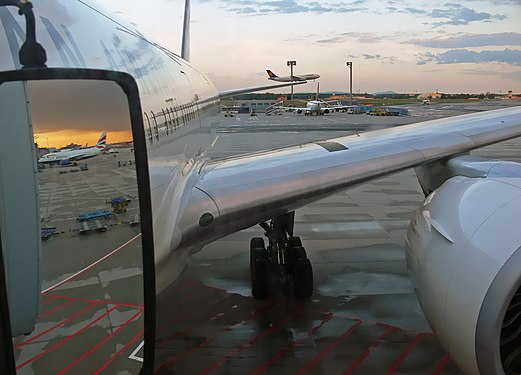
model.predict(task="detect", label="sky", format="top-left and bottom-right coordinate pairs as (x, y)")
top-left (100, 0), bottom-right (521, 95)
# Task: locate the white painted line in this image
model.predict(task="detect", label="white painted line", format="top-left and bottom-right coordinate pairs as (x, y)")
top-left (129, 340), bottom-right (144, 363)
top-left (42, 233), bottom-right (141, 293)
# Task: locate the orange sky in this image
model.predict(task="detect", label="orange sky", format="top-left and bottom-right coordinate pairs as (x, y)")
top-left (35, 130), bottom-right (132, 149)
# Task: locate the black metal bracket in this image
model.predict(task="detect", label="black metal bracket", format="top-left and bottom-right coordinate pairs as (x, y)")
top-left (0, 0), bottom-right (47, 68)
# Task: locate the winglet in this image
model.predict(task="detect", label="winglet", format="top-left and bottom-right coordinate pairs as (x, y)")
top-left (266, 70), bottom-right (277, 78)
top-left (181, 0), bottom-right (190, 61)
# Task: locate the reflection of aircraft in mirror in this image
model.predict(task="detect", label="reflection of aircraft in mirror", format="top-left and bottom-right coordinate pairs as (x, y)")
top-left (38, 132), bottom-right (107, 164)
top-left (266, 69), bottom-right (320, 82)
top-left (2, 1), bottom-right (521, 374)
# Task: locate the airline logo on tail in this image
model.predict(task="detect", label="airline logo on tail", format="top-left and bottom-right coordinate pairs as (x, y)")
top-left (96, 132), bottom-right (107, 149)
top-left (266, 70), bottom-right (278, 79)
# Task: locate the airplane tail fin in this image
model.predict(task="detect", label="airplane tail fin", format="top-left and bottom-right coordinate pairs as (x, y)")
top-left (316, 82), bottom-right (320, 101)
top-left (266, 70), bottom-right (278, 78)
top-left (96, 132), bottom-right (107, 149)
top-left (181, 0), bottom-right (190, 61)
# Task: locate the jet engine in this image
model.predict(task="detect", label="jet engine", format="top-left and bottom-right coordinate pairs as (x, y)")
top-left (406, 175), bottom-right (521, 375)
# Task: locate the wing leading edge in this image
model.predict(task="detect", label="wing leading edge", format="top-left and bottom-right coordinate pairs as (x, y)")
top-left (188, 106), bottom-right (521, 245)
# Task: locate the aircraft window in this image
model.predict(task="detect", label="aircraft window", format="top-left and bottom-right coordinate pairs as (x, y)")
top-left (161, 108), bottom-right (169, 135)
top-left (150, 110), bottom-right (160, 141)
top-left (143, 111), bottom-right (153, 144)
top-left (170, 107), bottom-right (179, 129)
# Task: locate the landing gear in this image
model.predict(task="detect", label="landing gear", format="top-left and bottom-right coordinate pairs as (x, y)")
top-left (249, 212), bottom-right (313, 300)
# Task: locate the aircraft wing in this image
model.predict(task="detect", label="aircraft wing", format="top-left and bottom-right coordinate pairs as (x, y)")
top-left (218, 81), bottom-right (306, 100)
top-left (193, 106), bottom-right (521, 241)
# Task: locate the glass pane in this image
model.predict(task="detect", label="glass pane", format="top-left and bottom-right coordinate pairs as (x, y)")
top-left (11, 80), bottom-right (144, 374)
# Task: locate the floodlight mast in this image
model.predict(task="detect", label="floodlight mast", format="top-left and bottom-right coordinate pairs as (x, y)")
top-left (346, 61), bottom-right (353, 106)
top-left (287, 60), bottom-right (296, 101)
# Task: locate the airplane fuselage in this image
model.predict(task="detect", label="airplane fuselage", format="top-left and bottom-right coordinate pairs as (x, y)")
top-left (269, 74), bottom-right (320, 82)
top-left (0, 1), bottom-right (220, 288)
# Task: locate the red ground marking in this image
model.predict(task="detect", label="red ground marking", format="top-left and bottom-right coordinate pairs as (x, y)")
top-left (93, 328), bottom-right (144, 375)
top-left (249, 313), bottom-right (335, 375)
top-left (39, 299), bottom-right (75, 318)
top-left (342, 325), bottom-right (396, 375)
top-left (385, 332), bottom-right (431, 374)
top-left (154, 302), bottom-right (278, 373)
top-left (16, 304), bottom-right (120, 370)
top-left (56, 308), bottom-right (143, 375)
top-left (42, 234), bottom-right (141, 293)
top-left (42, 292), bottom-right (144, 309)
top-left (157, 294), bottom-right (230, 332)
top-left (198, 309), bottom-right (304, 375)
top-left (42, 294), bottom-right (59, 305)
top-left (156, 298), bottom-right (247, 348)
top-left (16, 302), bottom-right (99, 348)
top-left (295, 320), bottom-right (363, 375)
top-left (432, 353), bottom-right (450, 375)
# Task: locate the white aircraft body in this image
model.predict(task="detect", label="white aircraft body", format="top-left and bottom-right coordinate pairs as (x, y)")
top-left (282, 99), bottom-right (356, 115)
top-left (1, 1), bottom-right (521, 375)
top-left (38, 132), bottom-right (106, 164)
top-left (266, 69), bottom-right (320, 82)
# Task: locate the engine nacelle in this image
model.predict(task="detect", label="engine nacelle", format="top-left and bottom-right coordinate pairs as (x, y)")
top-left (406, 176), bottom-right (521, 375)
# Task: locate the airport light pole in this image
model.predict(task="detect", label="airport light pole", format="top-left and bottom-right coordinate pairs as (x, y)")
top-left (287, 60), bottom-right (296, 101)
top-left (346, 61), bottom-right (353, 106)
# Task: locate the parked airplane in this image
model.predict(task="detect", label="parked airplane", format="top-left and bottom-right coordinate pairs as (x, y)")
top-left (279, 83), bottom-right (357, 115)
top-left (266, 69), bottom-right (320, 82)
top-left (38, 132), bottom-right (106, 164)
top-left (1, 1), bottom-right (521, 375)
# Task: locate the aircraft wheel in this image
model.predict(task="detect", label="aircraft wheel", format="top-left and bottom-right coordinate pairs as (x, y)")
top-left (287, 245), bottom-right (307, 273)
top-left (250, 237), bottom-right (266, 275)
top-left (252, 259), bottom-right (269, 299)
top-left (288, 236), bottom-right (302, 248)
top-left (294, 258), bottom-right (313, 299)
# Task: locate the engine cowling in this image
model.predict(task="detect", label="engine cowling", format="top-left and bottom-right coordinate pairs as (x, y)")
top-left (406, 176), bottom-right (521, 375)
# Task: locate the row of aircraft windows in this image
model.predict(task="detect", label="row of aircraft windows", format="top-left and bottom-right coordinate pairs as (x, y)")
top-left (143, 102), bottom-right (197, 143)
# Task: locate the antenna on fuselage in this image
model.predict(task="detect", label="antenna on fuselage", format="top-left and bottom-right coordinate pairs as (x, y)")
top-left (181, 0), bottom-right (190, 61)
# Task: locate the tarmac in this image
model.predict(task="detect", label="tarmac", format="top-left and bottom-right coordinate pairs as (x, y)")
top-left (13, 100), bottom-right (521, 374)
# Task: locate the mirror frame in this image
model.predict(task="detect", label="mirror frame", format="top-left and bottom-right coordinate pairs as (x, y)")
top-left (0, 68), bottom-right (155, 374)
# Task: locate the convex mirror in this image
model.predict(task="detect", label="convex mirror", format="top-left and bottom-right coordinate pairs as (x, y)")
top-left (0, 69), bottom-right (154, 374)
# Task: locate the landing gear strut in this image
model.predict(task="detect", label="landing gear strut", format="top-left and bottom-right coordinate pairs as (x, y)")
top-left (249, 211), bottom-right (313, 299)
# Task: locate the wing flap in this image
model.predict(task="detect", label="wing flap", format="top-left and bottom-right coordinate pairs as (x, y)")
top-left (193, 106), bottom-right (521, 241)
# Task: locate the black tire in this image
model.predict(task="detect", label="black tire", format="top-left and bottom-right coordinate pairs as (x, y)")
top-left (252, 259), bottom-right (269, 299)
top-left (250, 237), bottom-right (266, 275)
top-left (287, 246), bottom-right (307, 273)
top-left (288, 236), bottom-right (302, 249)
top-left (250, 237), bottom-right (265, 252)
top-left (294, 258), bottom-right (313, 299)
top-left (250, 247), bottom-right (267, 277)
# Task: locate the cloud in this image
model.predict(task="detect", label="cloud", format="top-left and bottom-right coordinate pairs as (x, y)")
top-left (399, 4), bottom-right (506, 27)
top-left (417, 49), bottom-right (521, 66)
top-left (314, 32), bottom-right (387, 45)
top-left (462, 68), bottom-right (521, 82)
top-left (219, 0), bottom-right (366, 15)
top-left (405, 32), bottom-right (521, 48)
top-left (358, 54), bottom-right (398, 64)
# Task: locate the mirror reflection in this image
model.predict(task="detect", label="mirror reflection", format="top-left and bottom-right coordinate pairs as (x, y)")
top-left (12, 80), bottom-right (144, 374)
